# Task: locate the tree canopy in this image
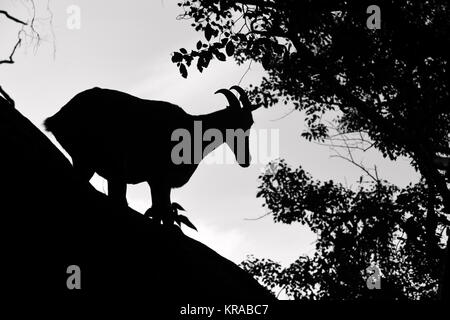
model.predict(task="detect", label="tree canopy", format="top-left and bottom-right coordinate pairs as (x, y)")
top-left (174, 0), bottom-right (450, 299)
top-left (173, 0), bottom-right (450, 199)
top-left (240, 160), bottom-right (446, 299)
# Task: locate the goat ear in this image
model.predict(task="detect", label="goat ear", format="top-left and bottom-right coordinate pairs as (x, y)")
top-left (230, 85), bottom-right (261, 112)
top-left (215, 89), bottom-right (240, 110)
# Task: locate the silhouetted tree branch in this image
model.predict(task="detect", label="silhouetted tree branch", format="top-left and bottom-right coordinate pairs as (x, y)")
top-left (0, 1), bottom-right (48, 107)
top-left (175, 0), bottom-right (450, 299)
top-left (0, 86), bottom-right (15, 107)
top-left (0, 9), bottom-right (27, 25)
top-left (0, 36), bottom-right (23, 66)
top-left (248, 160), bottom-right (446, 299)
top-left (0, 9), bottom-right (27, 66)
top-left (316, 122), bottom-right (379, 182)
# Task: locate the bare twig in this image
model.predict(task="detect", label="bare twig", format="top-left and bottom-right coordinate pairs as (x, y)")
top-left (0, 8), bottom-right (29, 65)
top-left (47, 0), bottom-right (56, 59)
top-left (270, 107), bottom-right (295, 121)
top-left (315, 142), bottom-right (374, 151)
top-left (0, 10), bottom-right (26, 25)
top-left (0, 36), bottom-right (22, 65)
top-left (315, 121), bottom-right (380, 182)
top-left (1, 3), bottom-right (42, 108)
top-left (0, 86), bottom-right (15, 107)
top-left (1, 0), bottom-right (49, 66)
top-left (276, 285), bottom-right (287, 298)
top-left (238, 60), bottom-right (253, 85)
top-left (28, 0), bottom-right (41, 49)
top-left (330, 153), bottom-right (379, 182)
top-left (244, 211), bottom-right (272, 220)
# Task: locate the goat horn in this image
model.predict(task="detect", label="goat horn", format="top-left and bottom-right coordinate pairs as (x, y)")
top-left (230, 85), bottom-right (260, 112)
top-left (215, 88), bottom-right (240, 110)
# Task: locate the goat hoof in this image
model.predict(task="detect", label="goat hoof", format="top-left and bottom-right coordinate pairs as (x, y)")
top-left (171, 202), bottom-right (185, 212)
top-left (162, 219), bottom-right (175, 227)
top-left (144, 208), bottom-right (154, 218)
top-left (144, 207), bottom-right (162, 222)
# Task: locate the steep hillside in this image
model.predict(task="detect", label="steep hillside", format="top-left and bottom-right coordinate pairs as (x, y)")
top-left (0, 98), bottom-right (274, 307)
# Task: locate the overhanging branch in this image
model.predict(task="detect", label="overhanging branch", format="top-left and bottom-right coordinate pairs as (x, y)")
top-left (0, 37), bottom-right (22, 65)
top-left (0, 10), bottom-right (27, 25)
top-left (0, 86), bottom-right (15, 107)
top-left (287, 32), bottom-right (410, 144)
top-left (0, 9), bottom-right (28, 65)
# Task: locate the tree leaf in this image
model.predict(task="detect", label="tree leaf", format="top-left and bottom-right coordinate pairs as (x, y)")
top-left (261, 54), bottom-right (271, 69)
top-left (205, 24), bottom-right (213, 41)
top-left (179, 63), bottom-right (188, 78)
top-left (226, 40), bottom-right (235, 56)
top-left (171, 52), bottom-right (183, 63)
top-left (214, 50), bottom-right (226, 61)
top-left (197, 58), bottom-right (204, 72)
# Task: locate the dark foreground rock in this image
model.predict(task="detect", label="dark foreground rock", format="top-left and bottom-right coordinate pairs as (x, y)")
top-left (0, 98), bottom-right (274, 306)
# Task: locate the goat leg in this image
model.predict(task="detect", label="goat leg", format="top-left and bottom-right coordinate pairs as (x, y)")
top-left (107, 177), bottom-right (128, 207)
top-left (147, 182), bottom-right (174, 225)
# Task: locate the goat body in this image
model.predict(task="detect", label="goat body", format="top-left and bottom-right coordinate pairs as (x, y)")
top-left (45, 86), bottom-right (257, 225)
top-left (46, 88), bottom-right (200, 186)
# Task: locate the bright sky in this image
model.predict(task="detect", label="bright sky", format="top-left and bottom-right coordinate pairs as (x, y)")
top-left (0, 0), bottom-right (419, 267)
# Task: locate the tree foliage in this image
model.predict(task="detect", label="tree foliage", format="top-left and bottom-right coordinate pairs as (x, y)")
top-left (175, 0), bottom-right (449, 155)
top-left (174, 0), bottom-right (450, 205)
top-left (239, 160), bottom-right (447, 300)
top-left (175, 0), bottom-right (450, 299)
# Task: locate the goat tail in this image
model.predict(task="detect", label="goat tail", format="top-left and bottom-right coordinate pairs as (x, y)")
top-left (43, 115), bottom-right (56, 132)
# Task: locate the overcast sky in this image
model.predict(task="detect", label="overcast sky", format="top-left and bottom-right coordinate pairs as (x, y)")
top-left (0, 0), bottom-right (419, 267)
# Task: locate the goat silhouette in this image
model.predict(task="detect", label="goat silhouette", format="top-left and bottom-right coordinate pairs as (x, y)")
top-left (44, 86), bottom-right (260, 226)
